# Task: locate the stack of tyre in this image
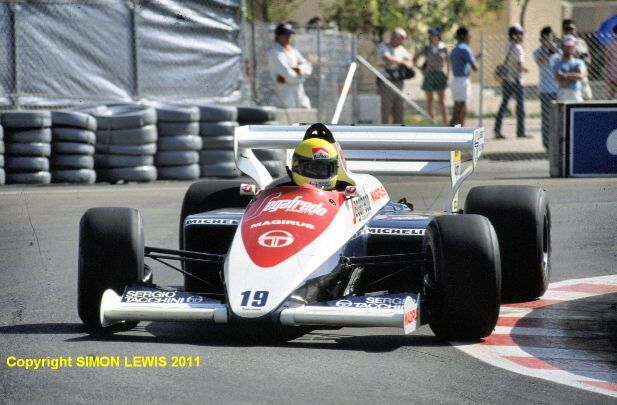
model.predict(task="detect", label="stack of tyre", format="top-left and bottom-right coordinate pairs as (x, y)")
top-left (50, 111), bottom-right (98, 184)
top-left (196, 105), bottom-right (239, 178)
top-left (88, 104), bottom-right (158, 183)
top-left (2, 111), bottom-right (52, 185)
top-left (149, 102), bottom-right (202, 180)
top-left (237, 106), bottom-right (286, 178)
top-left (0, 123), bottom-right (4, 185)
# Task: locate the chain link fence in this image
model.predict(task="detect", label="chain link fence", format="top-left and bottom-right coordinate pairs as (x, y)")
top-left (242, 22), bottom-right (356, 123)
top-left (477, 32), bottom-right (616, 143)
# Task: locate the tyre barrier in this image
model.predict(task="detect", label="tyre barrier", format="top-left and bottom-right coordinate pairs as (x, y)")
top-left (87, 105), bottom-right (158, 183)
top-left (199, 120), bottom-right (239, 178)
top-left (151, 103), bottom-right (201, 180)
top-left (0, 104), bottom-right (283, 185)
top-left (2, 111), bottom-right (52, 184)
top-left (51, 111), bottom-right (98, 184)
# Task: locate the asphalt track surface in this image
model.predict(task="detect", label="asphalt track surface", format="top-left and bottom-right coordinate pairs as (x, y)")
top-left (0, 160), bottom-right (615, 404)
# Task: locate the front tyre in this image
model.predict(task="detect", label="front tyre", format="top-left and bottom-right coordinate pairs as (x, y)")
top-left (78, 207), bottom-right (144, 330)
top-left (424, 215), bottom-right (501, 340)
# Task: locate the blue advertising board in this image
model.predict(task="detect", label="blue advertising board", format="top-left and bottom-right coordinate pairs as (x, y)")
top-left (569, 106), bottom-right (617, 177)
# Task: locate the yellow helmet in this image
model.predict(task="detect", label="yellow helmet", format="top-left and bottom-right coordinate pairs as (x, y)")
top-left (291, 138), bottom-right (338, 189)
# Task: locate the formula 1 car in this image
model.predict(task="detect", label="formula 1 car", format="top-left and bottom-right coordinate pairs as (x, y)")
top-left (78, 123), bottom-right (551, 340)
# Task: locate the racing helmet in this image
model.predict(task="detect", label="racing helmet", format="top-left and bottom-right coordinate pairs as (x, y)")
top-left (291, 138), bottom-right (338, 189)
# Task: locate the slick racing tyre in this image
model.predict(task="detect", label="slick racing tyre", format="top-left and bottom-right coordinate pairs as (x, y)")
top-left (52, 127), bottom-right (96, 145)
top-left (423, 215), bottom-right (501, 341)
top-left (51, 155), bottom-right (94, 170)
top-left (6, 171), bottom-right (51, 184)
top-left (78, 207), bottom-right (144, 330)
top-left (180, 180), bottom-right (252, 293)
top-left (5, 156), bottom-right (49, 172)
top-left (464, 186), bottom-right (551, 302)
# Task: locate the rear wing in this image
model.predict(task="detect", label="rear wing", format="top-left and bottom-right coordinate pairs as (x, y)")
top-left (234, 124), bottom-right (484, 213)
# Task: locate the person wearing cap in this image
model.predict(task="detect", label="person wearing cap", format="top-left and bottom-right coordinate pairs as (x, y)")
top-left (562, 19), bottom-right (592, 99)
top-left (494, 24), bottom-right (529, 139)
top-left (533, 26), bottom-right (561, 148)
top-left (449, 26), bottom-right (478, 126)
top-left (377, 28), bottom-right (414, 124)
top-left (553, 36), bottom-right (586, 102)
top-left (268, 23), bottom-right (313, 109)
top-left (413, 28), bottom-right (449, 123)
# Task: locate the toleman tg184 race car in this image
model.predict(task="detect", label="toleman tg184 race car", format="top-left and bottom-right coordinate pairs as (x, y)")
top-left (78, 123), bottom-right (550, 340)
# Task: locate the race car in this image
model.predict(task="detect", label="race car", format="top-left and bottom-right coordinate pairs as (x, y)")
top-left (78, 123), bottom-right (551, 340)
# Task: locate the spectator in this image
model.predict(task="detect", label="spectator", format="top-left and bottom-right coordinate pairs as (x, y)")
top-left (268, 23), bottom-right (313, 109)
top-left (494, 24), bottom-right (529, 139)
top-left (554, 36), bottom-right (586, 102)
top-left (606, 25), bottom-right (617, 99)
top-left (414, 28), bottom-right (449, 123)
top-left (562, 20), bottom-right (593, 100)
top-left (533, 26), bottom-right (561, 148)
top-left (377, 28), bottom-right (414, 124)
top-left (449, 26), bottom-right (478, 126)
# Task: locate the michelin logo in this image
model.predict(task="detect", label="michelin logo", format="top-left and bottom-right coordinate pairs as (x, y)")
top-left (368, 227), bottom-right (424, 236)
top-left (185, 218), bottom-right (239, 226)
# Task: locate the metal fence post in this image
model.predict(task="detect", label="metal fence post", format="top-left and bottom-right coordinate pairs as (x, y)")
top-left (479, 31), bottom-right (484, 128)
top-left (129, 0), bottom-right (139, 100)
top-left (9, 2), bottom-right (18, 109)
top-left (351, 34), bottom-right (359, 124)
top-left (316, 27), bottom-right (322, 121)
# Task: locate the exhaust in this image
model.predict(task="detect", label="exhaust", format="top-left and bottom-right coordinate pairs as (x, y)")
top-left (100, 289), bottom-right (229, 327)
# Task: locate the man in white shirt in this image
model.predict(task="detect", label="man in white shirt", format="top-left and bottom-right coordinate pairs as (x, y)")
top-left (377, 28), bottom-right (413, 124)
top-left (268, 23), bottom-right (313, 109)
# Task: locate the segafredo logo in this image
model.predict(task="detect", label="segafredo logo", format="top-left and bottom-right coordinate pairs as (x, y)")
top-left (257, 230), bottom-right (294, 248)
top-left (311, 146), bottom-right (330, 159)
top-left (263, 196), bottom-right (327, 216)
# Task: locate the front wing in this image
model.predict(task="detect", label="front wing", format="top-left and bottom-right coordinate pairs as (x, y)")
top-left (100, 286), bottom-right (421, 334)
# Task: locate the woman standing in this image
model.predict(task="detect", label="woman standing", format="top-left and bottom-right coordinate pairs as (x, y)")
top-left (414, 28), bottom-right (449, 123)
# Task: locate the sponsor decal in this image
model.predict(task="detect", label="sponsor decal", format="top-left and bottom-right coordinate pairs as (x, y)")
top-left (121, 289), bottom-right (207, 304)
top-left (250, 219), bottom-right (314, 230)
top-left (349, 192), bottom-right (371, 224)
top-left (311, 146), bottom-right (330, 159)
top-left (263, 195), bottom-right (327, 216)
top-left (240, 187), bottom-right (341, 268)
top-left (370, 186), bottom-right (387, 202)
top-left (368, 227), bottom-right (425, 236)
top-left (257, 230), bottom-right (294, 248)
top-left (403, 296), bottom-right (419, 334)
top-left (324, 294), bottom-right (409, 310)
top-left (375, 214), bottom-right (430, 221)
top-left (185, 218), bottom-right (239, 226)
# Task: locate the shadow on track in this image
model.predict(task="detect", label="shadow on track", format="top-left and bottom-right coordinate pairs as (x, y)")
top-left (0, 321), bottom-right (450, 353)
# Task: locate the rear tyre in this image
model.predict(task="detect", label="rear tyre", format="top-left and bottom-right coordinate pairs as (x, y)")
top-left (180, 180), bottom-right (252, 292)
top-left (78, 207), bottom-right (144, 330)
top-left (464, 186), bottom-right (551, 302)
top-left (424, 215), bottom-right (501, 340)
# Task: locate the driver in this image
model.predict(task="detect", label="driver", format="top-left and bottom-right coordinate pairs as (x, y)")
top-left (290, 138), bottom-right (339, 190)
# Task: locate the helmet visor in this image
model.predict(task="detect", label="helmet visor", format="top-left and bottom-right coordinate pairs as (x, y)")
top-left (294, 159), bottom-right (337, 179)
